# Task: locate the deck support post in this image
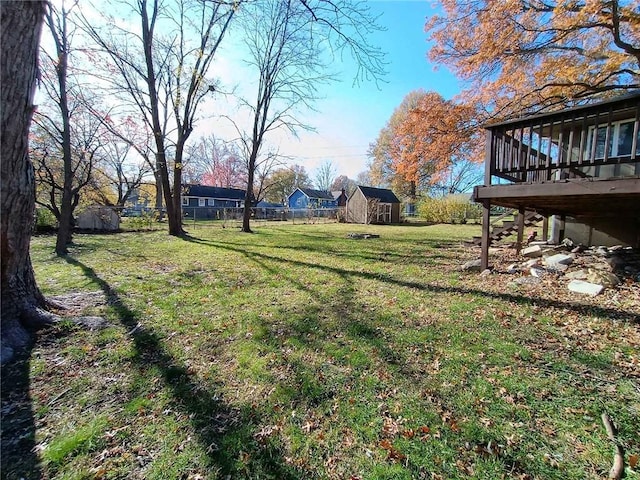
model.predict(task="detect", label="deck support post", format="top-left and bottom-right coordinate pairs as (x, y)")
top-left (481, 200), bottom-right (491, 271)
top-left (516, 207), bottom-right (525, 255)
top-left (558, 214), bottom-right (566, 243)
top-left (542, 215), bottom-right (549, 242)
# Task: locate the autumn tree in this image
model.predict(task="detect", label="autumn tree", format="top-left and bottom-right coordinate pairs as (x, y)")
top-left (1, 1), bottom-right (57, 364)
top-left (330, 175), bottom-right (357, 195)
top-left (391, 91), bottom-right (480, 194)
top-left (369, 90), bottom-right (480, 198)
top-left (185, 135), bottom-right (247, 188)
top-left (314, 160), bottom-right (337, 192)
top-left (368, 90), bottom-right (429, 198)
top-left (426, 1), bottom-right (640, 118)
top-left (262, 165), bottom-right (312, 205)
top-left (81, 0), bottom-right (237, 236)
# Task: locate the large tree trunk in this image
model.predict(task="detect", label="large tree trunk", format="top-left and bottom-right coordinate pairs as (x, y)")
top-left (1, 1), bottom-right (57, 365)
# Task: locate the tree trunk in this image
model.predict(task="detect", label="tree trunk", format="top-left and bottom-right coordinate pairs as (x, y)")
top-left (170, 145), bottom-right (185, 236)
top-left (242, 153), bottom-right (257, 233)
top-left (1, 1), bottom-right (57, 365)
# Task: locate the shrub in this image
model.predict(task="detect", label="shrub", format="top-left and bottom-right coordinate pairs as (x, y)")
top-left (34, 208), bottom-right (57, 232)
top-left (417, 196), bottom-right (481, 224)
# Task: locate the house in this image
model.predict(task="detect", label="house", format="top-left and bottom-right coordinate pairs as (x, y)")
top-left (181, 184), bottom-right (247, 219)
top-left (287, 188), bottom-right (338, 210)
top-left (331, 188), bottom-right (348, 207)
top-left (472, 91), bottom-right (640, 270)
top-left (346, 185), bottom-right (401, 224)
top-left (255, 200), bottom-right (285, 220)
top-left (77, 206), bottom-right (120, 231)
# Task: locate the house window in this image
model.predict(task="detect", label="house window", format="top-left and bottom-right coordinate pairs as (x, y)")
top-left (207, 198), bottom-right (215, 206)
top-left (587, 120), bottom-right (639, 159)
top-left (182, 197), bottom-right (188, 206)
top-left (198, 198), bottom-right (205, 207)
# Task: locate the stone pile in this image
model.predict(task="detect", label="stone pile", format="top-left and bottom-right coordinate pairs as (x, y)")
top-left (469, 240), bottom-right (640, 296)
top-left (461, 239), bottom-right (640, 295)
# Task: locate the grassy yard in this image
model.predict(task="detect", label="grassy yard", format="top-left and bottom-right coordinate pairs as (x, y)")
top-left (2, 223), bottom-right (639, 480)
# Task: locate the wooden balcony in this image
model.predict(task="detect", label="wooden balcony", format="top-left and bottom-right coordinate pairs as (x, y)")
top-left (473, 92), bottom-right (640, 270)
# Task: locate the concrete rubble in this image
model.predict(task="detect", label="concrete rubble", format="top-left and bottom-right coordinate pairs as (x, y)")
top-left (465, 239), bottom-right (640, 296)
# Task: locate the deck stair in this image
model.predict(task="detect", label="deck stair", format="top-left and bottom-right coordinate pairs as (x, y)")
top-left (470, 210), bottom-right (544, 246)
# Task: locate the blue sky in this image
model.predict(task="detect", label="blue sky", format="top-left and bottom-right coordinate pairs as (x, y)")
top-left (204, 0), bottom-right (463, 182)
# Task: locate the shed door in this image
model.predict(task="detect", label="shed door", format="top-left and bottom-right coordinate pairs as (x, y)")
top-left (378, 203), bottom-right (391, 223)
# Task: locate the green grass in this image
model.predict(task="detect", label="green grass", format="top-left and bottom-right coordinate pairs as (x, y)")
top-left (2, 222), bottom-right (639, 480)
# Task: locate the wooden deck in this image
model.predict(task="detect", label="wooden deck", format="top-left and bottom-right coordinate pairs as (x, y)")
top-left (473, 92), bottom-right (640, 270)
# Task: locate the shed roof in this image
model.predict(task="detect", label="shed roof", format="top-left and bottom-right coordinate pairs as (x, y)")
top-left (356, 186), bottom-right (400, 204)
top-left (183, 184), bottom-right (246, 200)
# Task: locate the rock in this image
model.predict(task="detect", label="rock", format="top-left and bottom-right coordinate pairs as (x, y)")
top-left (561, 238), bottom-right (575, 249)
top-left (480, 269), bottom-right (492, 277)
top-left (522, 245), bottom-right (543, 258)
top-left (506, 263), bottom-right (519, 274)
top-left (530, 266), bottom-right (546, 277)
top-left (544, 253), bottom-right (574, 268)
top-left (74, 316), bottom-right (109, 330)
top-left (547, 263), bottom-right (569, 273)
top-left (461, 259), bottom-right (482, 272)
top-left (523, 259), bottom-right (540, 268)
top-left (528, 241), bottom-right (549, 247)
top-left (571, 246), bottom-right (585, 254)
top-left (565, 269), bottom-right (588, 280)
top-left (586, 269), bottom-right (620, 288)
top-left (512, 276), bottom-right (542, 286)
top-left (567, 280), bottom-right (604, 296)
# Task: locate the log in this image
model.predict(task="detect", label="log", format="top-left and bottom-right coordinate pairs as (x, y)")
top-left (601, 412), bottom-right (625, 480)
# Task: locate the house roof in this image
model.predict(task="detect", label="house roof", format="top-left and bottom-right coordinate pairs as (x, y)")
top-left (256, 200), bottom-right (283, 208)
top-left (183, 184), bottom-right (246, 200)
top-left (356, 186), bottom-right (400, 204)
top-left (296, 188), bottom-right (335, 200)
top-left (484, 90), bottom-right (640, 129)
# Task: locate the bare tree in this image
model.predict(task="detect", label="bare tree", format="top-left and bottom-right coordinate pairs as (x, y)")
top-left (81, 0), bottom-right (237, 236)
top-left (37, 1), bottom-right (104, 255)
top-left (229, 0), bottom-right (329, 232)
top-left (234, 0), bottom-right (384, 232)
top-left (1, 1), bottom-right (58, 364)
top-left (31, 107), bottom-right (104, 231)
top-left (93, 131), bottom-right (153, 207)
top-left (314, 160), bottom-right (337, 192)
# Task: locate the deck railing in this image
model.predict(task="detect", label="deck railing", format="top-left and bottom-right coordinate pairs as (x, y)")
top-left (486, 94), bottom-right (640, 185)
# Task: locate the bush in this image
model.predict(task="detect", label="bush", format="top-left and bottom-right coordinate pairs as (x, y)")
top-left (417, 196), bottom-right (481, 224)
top-left (34, 208), bottom-right (57, 232)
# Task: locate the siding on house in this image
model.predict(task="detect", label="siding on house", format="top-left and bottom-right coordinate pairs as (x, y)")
top-left (287, 188), bottom-right (337, 209)
top-left (181, 184), bottom-right (247, 219)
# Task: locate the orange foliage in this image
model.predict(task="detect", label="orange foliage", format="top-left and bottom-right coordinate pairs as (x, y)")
top-left (389, 92), bottom-right (480, 185)
top-left (427, 1), bottom-right (640, 118)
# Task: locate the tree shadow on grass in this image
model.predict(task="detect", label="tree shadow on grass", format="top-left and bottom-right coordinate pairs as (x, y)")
top-left (183, 235), bottom-right (640, 324)
top-left (61, 255), bottom-right (298, 479)
top-left (1, 352), bottom-right (40, 480)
